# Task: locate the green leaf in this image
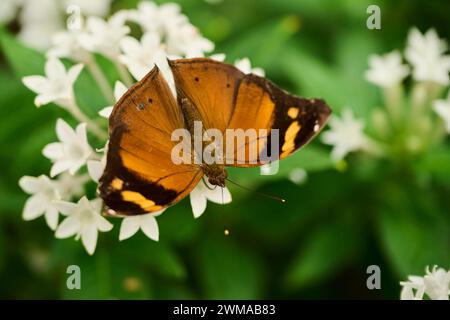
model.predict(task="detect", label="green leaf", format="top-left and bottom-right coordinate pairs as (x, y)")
top-left (376, 185), bottom-right (450, 277)
top-left (223, 17), bottom-right (297, 69)
top-left (195, 236), bottom-right (265, 299)
top-left (285, 216), bottom-right (361, 289)
top-left (334, 30), bottom-right (380, 117)
top-left (0, 31), bottom-right (46, 77)
top-left (115, 236), bottom-right (186, 280)
top-left (415, 146), bottom-right (450, 183)
top-left (158, 202), bottom-right (201, 244)
top-left (280, 45), bottom-right (347, 111)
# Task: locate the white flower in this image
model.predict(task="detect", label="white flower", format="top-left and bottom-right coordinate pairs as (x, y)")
top-left (189, 180), bottom-right (232, 218)
top-left (126, 1), bottom-right (213, 58)
top-left (405, 28), bottom-right (450, 85)
top-left (128, 2), bottom-right (188, 36)
top-left (98, 81), bottom-right (127, 118)
top-left (55, 196), bottom-right (112, 255)
top-left (98, 107), bottom-right (114, 119)
top-left (210, 53), bottom-right (226, 62)
top-left (79, 13), bottom-right (130, 59)
top-left (423, 266), bottom-right (450, 300)
top-left (235, 58), bottom-right (265, 77)
top-left (289, 168), bottom-right (307, 185)
top-left (400, 266), bottom-right (450, 300)
top-left (87, 143), bottom-right (108, 183)
top-left (433, 91), bottom-right (450, 133)
top-left (22, 58), bottom-right (83, 107)
top-left (400, 276), bottom-right (426, 300)
top-left (119, 211), bottom-right (165, 241)
top-left (56, 172), bottom-right (87, 199)
top-left (43, 119), bottom-right (93, 177)
top-left (18, 0), bottom-right (63, 50)
top-left (365, 51), bottom-right (409, 88)
top-left (119, 32), bottom-right (169, 81)
top-left (0, 0), bottom-right (21, 24)
top-left (19, 175), bottom-right (61, 230)
top-left (63, 0), bottom-right (112, 17)
top-left (47, 29), bottom-right (90, 62)
top-left (166, 24), bottom-right (214, 57)
top-left (322, 108), bottom-right (366, 161)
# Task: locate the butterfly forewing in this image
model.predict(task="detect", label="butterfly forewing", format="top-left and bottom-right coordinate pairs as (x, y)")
top-left (169, 58), bottom-right (245, 132)
top-left (99, 66), bottom-right (202, 216)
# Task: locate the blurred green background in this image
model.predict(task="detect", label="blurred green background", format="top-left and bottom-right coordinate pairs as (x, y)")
top-left (0, 0), bottom-right (449, 299)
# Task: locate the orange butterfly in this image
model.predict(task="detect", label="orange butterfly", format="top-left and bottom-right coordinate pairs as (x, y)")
top-left (99, 58), bottom-right (331, 216)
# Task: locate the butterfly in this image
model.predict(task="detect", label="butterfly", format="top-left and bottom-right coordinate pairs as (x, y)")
top-left (99, 58), bottom-right (331, 216)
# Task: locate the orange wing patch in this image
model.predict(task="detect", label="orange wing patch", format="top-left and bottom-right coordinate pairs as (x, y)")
top-left (225, 73), bottom-right (331, 166)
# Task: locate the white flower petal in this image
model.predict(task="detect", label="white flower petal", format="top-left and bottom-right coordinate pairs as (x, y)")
top-left (98, 106), bottom-right (113, 118)
top-left (50, 160), bottom-right (72, 177)
top-left (433, 92), bottom-right (450, 133)
top-left (19, 176), bottom-right (41, 194)
top-left (204, 185), bottom-right (232, 204)
top-left (67, 63), bottom-right (84, 84)
top-left (42, 142), bottom-right (64, 160)
top-left (210, 53), bottom-right (225, 61)
top-left (405, 28), bottom-right (450, 85)
top-left (321, 108), bottom-right (366, 161)
top-left (35, 93), bottom-right (57, 107)
top-left (114, 81), bottom-right (127, 101)
top-left (46, 59), bottom-right (66, 80)
top-left (400, 283), bottom-right (415, 300)
top-left (365, 51), bottom-right (409, 88)
top-left (44, 206), bottom-right (59, 230)
top-left (56, 118), bottom-right (76, 143)
top-left (23, 195), bottom-right (46, 221)
top-left (53, 200), bottom-right (78, 216)
top-left (189, 186), bottom-right (207, 218)
top-left (235, 58), bottom-right (251, 73)
top-left (55, 215), bottom-right (80, 238)
top-left (81, 224), bottom-right (98, 255)
top-left (75, 123), bottom-right (89, 148)
top-left (140, 214), bottom-right (159, 241)
top-left (87, 160), bottom-right (105, 182)
top-left (152, 208), bottom-right (166, 217)
top-left (95, 214), bottom-right (113, 232)
top-left (119, 216), bottom-right (141, 241)
top-left (22, 76), bottom-right (49, 94)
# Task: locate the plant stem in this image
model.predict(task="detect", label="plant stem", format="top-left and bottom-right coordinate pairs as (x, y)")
top-left (86, 56), bottom-right (115, 104)
top-left (65, 100), bottom-right (108, 141)
top-left (362, 137), bottom-right (386, 158)
top-left (114, 61), bottom-right (134, 87)
top-left (383, 85), bottom-right (403, 128)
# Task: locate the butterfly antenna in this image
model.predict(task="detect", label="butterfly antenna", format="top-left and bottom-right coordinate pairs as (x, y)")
top-left (220, 186), bottom-right (230, 236)
top-left (226, 178), bottom-right (286, 203)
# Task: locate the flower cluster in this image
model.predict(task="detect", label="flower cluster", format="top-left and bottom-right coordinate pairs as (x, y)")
top-left (400, 265), bottom-right (450, 300)
top-left (322, 28), bottom-right (450, 162)
top-left (0, 0), bottom-right (113, 50)
top-left (19, 1), bottom-right (264, 255)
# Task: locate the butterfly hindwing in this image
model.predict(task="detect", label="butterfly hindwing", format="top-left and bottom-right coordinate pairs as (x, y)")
top-left (99, 66), bottom-right (202, 216)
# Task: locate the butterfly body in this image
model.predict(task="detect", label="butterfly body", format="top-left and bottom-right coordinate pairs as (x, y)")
top-left (99, 58), bottom-right (331, 216)
top-left (179, 95), bottom-right (228, 187)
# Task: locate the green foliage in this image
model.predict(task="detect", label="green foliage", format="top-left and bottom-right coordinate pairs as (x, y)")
top-left (0, 0), bottom-right (449, 300)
